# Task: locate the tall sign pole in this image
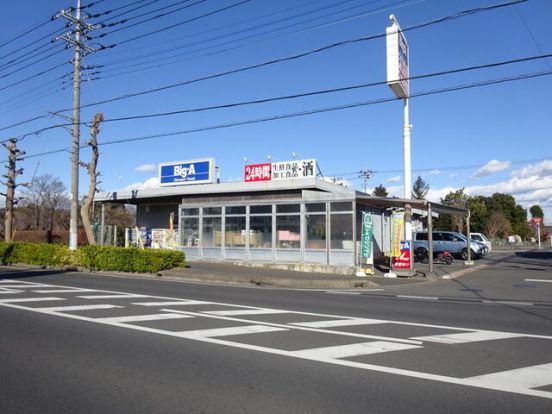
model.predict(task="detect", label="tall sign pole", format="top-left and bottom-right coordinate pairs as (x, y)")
top-left (386, 15), bottom-right (414, 274)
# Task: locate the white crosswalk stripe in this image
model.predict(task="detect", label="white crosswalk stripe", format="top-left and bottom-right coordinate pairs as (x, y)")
top-left (413, 330), bottom-right (522, 344)
top-left (78, 294), bottom-right (149, 299)
top-left (466, 363), bottom-right (552, 391)
top-left (177, 325), bottom-right (287, 338)
top-left (96, 313), bottom-right (194, 324)
top-left (133, 300), bottom-right (209, 306)
top-left (291, 341), bottom-right (421, 359)
top-left (0, 297), bottom-right (64, 303)
top-left (204, 309), bottom-right (288, 316)
top-left (290, 318), bottom-right (385, 328)
top-left (35, 304), bottom-right (122, 312)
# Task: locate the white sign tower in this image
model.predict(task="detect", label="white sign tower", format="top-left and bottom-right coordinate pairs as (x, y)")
top-left (386, 14), bottom-right (414, 272)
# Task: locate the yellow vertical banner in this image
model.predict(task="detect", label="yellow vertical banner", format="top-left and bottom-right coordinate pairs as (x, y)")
top-left (391, 212), bottom-right (404, 257)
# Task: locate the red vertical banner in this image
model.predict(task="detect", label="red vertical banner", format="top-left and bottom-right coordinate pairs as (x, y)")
top-left (393, 240), bottom-right (412, 269)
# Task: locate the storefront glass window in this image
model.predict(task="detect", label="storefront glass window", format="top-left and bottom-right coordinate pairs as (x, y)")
top-left (203, 207), bottom-right (221, 215)
top-left (202, 217), bottom-right (222, 247)
top-left (330, 202), bottom-right (353, 212)
top-left (306, 203), bottom-right (326, 212)
top-left (250, 205), bottom-right (272, 214)
top-left (225, 216), bottom-right (246, 247)
top-left (277, 204), bottom-right (300, 213)
top-left (250, 216), bottom-right (272, 248)
top-left (330, 214), bottom-right (353, 249)
top-left (226, 206), bottom-right (246, 215)
top-left (306, 214), bottom-right (326, 249)
top-left (182, 208), bottom-right (199, 216)
top-left (182, 217), bottom-right (199, 247)
top-left (276, 215), bottom-right (300, 248)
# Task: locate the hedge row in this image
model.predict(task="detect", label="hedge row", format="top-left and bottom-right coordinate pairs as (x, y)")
top-left (0, 243), bottom-right (185, 273)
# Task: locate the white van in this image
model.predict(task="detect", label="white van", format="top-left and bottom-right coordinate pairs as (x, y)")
top-left (470, 233), bottom-right (492, 252)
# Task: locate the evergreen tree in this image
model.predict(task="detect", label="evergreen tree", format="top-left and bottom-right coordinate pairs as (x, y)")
top-left (372, 184), bottom-right (388, 197)
top-left (412, 176), bottom-right (429, 200)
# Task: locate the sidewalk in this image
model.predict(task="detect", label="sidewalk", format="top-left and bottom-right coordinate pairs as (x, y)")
top-left (159, 260), bottom-right (445, 289)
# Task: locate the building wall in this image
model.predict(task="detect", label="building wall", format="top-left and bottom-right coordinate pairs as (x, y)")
top-left (136, 204), bottom-right (179, 229)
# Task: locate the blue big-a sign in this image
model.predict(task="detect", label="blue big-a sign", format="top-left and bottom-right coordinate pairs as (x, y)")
top-left (159, 158), bottom-right (215, 186)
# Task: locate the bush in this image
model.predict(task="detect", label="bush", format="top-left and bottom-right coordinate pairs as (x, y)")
top-left (0, 242), bottom-right (78, 266)
top-left (77, 245), bottom-right (185, 273)
top-left (0, 242), bottom-right (185, 273)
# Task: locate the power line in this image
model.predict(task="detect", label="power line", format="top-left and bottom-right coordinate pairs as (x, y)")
top-left (94, 0), bottom-right (206, 36)
top-left (0, 18), bottom-right (52, 49)
top-left (95, 0), bottom-right (164, 24)
top-left (93, 0), bottom-right (324, 59)
top-left (96, 0), bottom-right (393, 70)
top-left (0, 0), bottom-right (529, 133)
top-left (0, 47), bottom-right (67, 82)
top-left (106, 0), bottom-right (252, 47)
top-left (0, 61), bottom-right (68, 94)
top-left (11, 68), bottom-right (552, 164)
top-left (65, 0), bottom-right (531, 112)
top-left (9, 52), bottom-right (552, 141)
top-left (100, 0), bottom-right (423, 81)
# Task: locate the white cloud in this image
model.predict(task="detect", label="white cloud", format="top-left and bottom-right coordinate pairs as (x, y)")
top-left (512, 159), bottom-right (552, 179)
top-left (121, 177), bottom-right (160, 191)
top-left (425, 159), bottom-right (552, 225)
top-left (134, 163), bottom-right (157, 173)
top-left (471, 160), bottom-right (511, 179)
top-left (385, 175), bottom-right (401, 183)
top-left (428, 169), bottom-right (441, 176)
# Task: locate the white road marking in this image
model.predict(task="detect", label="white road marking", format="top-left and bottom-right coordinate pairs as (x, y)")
top-left (34, 304), bottom-right (122, 312)
top-left (413, 330), bottom-right (523, 344)
top-left (482, 300), bottom-right (534, 307)
top-left (0, 285), bottom-right (551, 400)
top-left (290, 318), bottom-right (386, 328)
top-left (0, 297), bottom-right (64, 303)
top-left (466, 363), bottom-right (552, 391)
top-left (326, 291), bottom-right (362, 295)
top-left (177, 325), bottom-right (286, 338)
top-left (133, 300), bottom-right (210, 306)
top-left (397, 295), bottom-right (439, 301)
top-left (0, 288), bottom-right (22, 294)
top-left (525, 279), bottom-right (552, 283)
top-left (78, 294), bottom-right (149, 299)
top-left (164, 309), bottom-right (422, 346)
top-left (96, 313), bottom-right (193, 323)
top-left (33, 289), bottom-right (97, 293)
top-left (0, 284), bottom-right (52, 288)
top-left (291, 341), bottom-right (421, 359)
top-left (204, 309), bottom-right (288, 316)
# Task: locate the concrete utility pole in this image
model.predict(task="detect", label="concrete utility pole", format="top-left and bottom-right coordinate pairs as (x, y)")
top-left (1, 139), bottom-right (26, 242)
top-left (54, 0), bottom-right (100, 250)
top-left (359, 168), bottom-right (373, 193)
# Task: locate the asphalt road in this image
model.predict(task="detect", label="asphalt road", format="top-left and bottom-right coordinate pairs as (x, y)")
top-left (1, 261), bottom-right (551, 413)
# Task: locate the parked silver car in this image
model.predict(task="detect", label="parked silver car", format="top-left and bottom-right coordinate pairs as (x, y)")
top-left (413, 231), bottom-right (486, 260)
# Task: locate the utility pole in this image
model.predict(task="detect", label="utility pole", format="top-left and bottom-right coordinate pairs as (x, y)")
top-left (2, 139), bottom-right (26, 242)
top-left (359, 168), bottom-right (373, 193)
top-left (54, 0), bottom-right (100, 250)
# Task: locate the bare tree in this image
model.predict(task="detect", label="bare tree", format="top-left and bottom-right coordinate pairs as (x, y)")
top-left (22, 175), bottom-right (69, 237)
top-left (80, 113), bottom-right (104, 245)
top-left (485, 211), bottom-right (511, 239)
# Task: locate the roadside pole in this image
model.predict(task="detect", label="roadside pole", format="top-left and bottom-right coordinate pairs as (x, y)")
top-left (386, 15), bottom-right (415, 276)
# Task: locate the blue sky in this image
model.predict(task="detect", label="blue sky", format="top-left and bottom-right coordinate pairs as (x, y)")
top-left (1, 0), bottom-right (551, 224)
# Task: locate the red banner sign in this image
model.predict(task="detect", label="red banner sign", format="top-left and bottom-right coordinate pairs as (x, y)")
top-left (244, 163), bottom-right (272, 182)
top-left (531, 217), bottom-right (542, 226)
top-left (393, 240), bottom-right (412, 269)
